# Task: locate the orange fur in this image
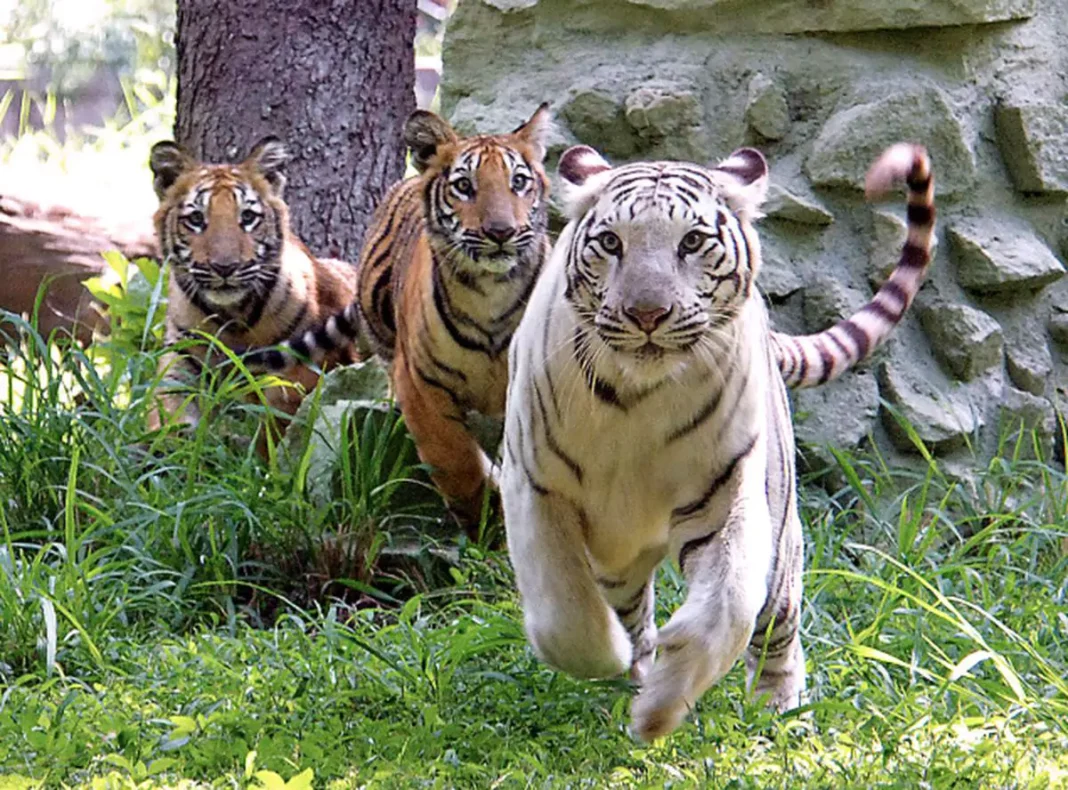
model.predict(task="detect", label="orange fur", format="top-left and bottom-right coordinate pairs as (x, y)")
top-left (146, 137), bottom-right (358, 455)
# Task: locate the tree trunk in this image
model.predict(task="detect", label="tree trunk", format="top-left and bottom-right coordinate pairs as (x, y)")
top-left (174, 0), bottom-right (415, 261)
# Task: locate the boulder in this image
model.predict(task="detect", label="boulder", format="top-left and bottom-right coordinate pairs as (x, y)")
top-left (995, 102), bottom-right (1068, 194)
top-left (763, 185), bottom-right (834, 226)
top-left (1050, 312), bottom-right (1068, 347)
top-left (948, 218), bottom-right (1066, 294)
top-left (756, 234), bottom-right (805, 301)
top-left (625, 0), bottom-right (1035, 33)
top-left (560, 88), bottom-right (641, 160)
top-left (918, 301), bottom-right (1003, 381)
top-left (998, 387), bottom-right (1057, 460)
top-left (1005, 336), bottom-right (1052, 396)
top-left (878, 361), bottom-right (982, 453)
top-left (623, 82), bottom-right (709, 160)
top-left (745, 73), bottom-right (790, 141)
top-left (806, 87), bottom-right (974, 196)
top-left (793, 368), bottom-right (879, 472)
top-left (803, 277), bottom-right (869, 332)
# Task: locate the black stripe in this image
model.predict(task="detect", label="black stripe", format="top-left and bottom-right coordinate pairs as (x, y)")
top-left (533, 380), bottom-right (584, 483)
top-left (899, 242), bottom-right (928, 270)
top-left (906, 203), bottom-right (934, 226)
top-left (279, 301), bottom-right (310, 345)
top-left (839, 319), bottom-right (871, 359)
top-left (614, 584), bottom-right (648, 619)
top-left (427, 351), bottom-right (469, 383)
top-left (432, 265), bottom-right (492, 354)
top-left (906, 173), bottom-right (930, 192)
top-left (881, 279), bottom-right (909, 308)
top-left (334, 306), bottom-right (358, 339)
top-left (815, 338), bottom-right (836, 384)
top-left (672, 435), bottom-right (756, 521)
top-left (860, 299), bottom-right (898, 323)
top-left (414, 366), bottom-right (463, 408)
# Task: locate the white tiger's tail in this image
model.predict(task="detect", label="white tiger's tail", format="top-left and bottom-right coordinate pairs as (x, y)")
top-left (772, 143), bottom-right (935, 389)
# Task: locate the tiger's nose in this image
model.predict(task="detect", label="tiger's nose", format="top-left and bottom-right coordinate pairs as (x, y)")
top-left (214, 262), bottom-right (239, 277)
top-left (482, 224), bottom-right (516, 245)
top-left (623, 304), bottom-right (671, 334)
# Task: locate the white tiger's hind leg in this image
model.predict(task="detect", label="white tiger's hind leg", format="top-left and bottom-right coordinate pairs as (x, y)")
top-left (630, 474), bottom-right (773, 741)
top-left (504, 488), bottom-right (632, 678)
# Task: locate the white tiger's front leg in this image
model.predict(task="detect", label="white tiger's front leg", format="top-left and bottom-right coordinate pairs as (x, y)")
top-left (630, 450), bottom-right (773, 741)
top-left (503, 483), bottom-right (632, 679)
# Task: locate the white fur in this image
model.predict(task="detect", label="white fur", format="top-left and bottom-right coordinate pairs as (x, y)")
top-left (502, 213), bottom-right (804, 740)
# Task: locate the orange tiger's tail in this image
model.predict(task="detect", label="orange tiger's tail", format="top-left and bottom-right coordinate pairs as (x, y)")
top-left (771, 143), bottom-right (935, 389)
top-left (244, 301), bottom-right (365, 371)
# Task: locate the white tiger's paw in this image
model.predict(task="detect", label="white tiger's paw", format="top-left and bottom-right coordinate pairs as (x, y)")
top-left (751, 671), bottom-right (804, 713)
top-left (627, 627), bottom-right (706, 741)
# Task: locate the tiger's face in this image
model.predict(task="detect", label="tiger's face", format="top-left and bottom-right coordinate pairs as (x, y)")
top-left (149, 137), bottom-right (290, 308)
top-left (405, 105), bottom-right (552, 276)
top-left (558, 146), bottom-right (769, 382)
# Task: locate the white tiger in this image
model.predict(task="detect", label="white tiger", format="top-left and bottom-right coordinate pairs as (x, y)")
top-left (501, 142), bottom-right (935, 740)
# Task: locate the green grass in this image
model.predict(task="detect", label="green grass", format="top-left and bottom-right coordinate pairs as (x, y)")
top-left (1, 303), bottom-right (1066, 789)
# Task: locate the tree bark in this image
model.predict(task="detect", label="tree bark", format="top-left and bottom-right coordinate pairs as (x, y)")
top-left (174, 0), bottom-right (415, 261)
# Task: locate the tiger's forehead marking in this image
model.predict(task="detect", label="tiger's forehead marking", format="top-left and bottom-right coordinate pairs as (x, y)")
top-left (451, 141), bottom-right (531, 178)
top-left (183, 169), bottom-right (263, 212)
top-left (588, 164), bottom-right (727, 225)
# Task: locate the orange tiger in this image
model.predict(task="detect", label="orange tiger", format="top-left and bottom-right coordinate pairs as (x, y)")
top-left (146, 137), bottom-right (359, 455)
top-left (248, 105), bottom-right (553, 533)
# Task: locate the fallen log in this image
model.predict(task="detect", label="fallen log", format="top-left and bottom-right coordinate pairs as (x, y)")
top-left (0, 190), bottom-right (157, 343)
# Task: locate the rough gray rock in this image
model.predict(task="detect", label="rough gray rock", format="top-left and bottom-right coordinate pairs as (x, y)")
top-left (757, 234), bottom-right (805, 301)
top-left (806, 87), bottom-right (975, 196)
top-left (998, 386), bottom-right (1057, 460)
top-left (745, 73), bottom-right (789, 141)
top-left (560, 88), bottom-right (640, 160)
top-left (995, 102), bottom-right (1068, 194)
top-left (803, 277), bottom-right (869, 332)
top-left (763, 185), bottom-right (834, 226)
top-left (794, 369), bottom-right (879, 471)
top-left (624, 82), bottom-right (709, 160)
top-left (1005, 335), bottom-right (1052, 396)
top-left (948, 218), bottom-right (1066, 294)
top-left (624, 0), bottom-right (1035, 33)
top-left (442, 0), bottom-right (1068, 474)
top-left (1050, 312), bottom-right (1068, 347)
top-left (279, 362), bottom-right (393, 507)
top-left (868, 209), bottom-right (907, 289)
top-left (918, 301), bottom-right (1003, 381)
top-left (878, 362), bottom-right (981, 453)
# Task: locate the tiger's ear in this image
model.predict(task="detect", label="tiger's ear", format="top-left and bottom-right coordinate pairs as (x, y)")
top-left (712, 147), bottom-right (769, 220)
top-left (558, 145), bottom-right (613, 219)
top-left (149, 141), bottom-right (194, 200)
top-left (405, 110), bottom-right (458, 173)
top-left (511, 102), bottom-right (553, 163)
top-left (246, 136), bottom-right (290, 196)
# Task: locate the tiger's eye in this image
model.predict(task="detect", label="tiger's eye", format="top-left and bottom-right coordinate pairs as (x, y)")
top-left (454, 177), bottom-right (474, 196)
top-left (241, 209), bottom-right (260, 227)
top-left (679, 230), bottom-right (707, 255)
top-left (599, 231), bottom-right (622, 255)
top-left (184, 210), bottom-right (205, 229)
top-left (511, 173), bottom-right (529, 192)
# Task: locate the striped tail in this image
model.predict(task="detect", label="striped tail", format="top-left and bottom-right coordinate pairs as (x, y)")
top-left (244, 302), bottom-right (365, 371)
top-left (771, 143), bottom-right (934, 389)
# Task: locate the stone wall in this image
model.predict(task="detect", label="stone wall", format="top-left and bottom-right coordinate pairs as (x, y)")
top-left (441, 0), bottom-right (1068, 471)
